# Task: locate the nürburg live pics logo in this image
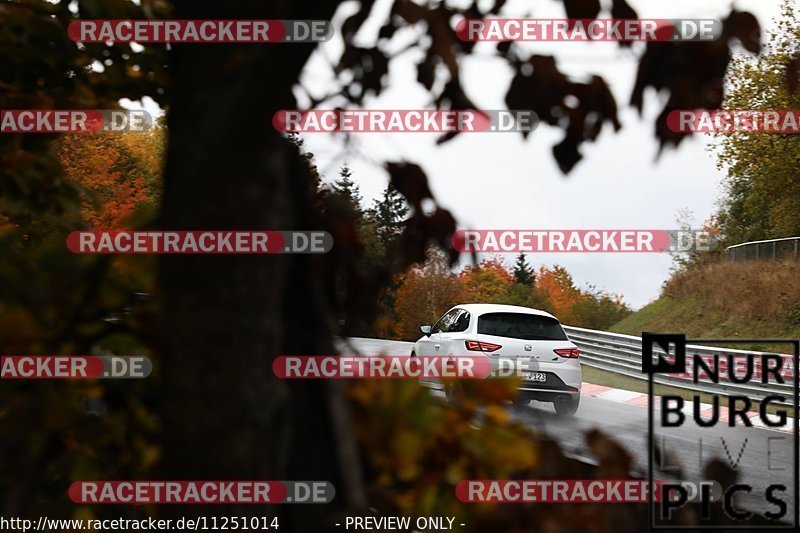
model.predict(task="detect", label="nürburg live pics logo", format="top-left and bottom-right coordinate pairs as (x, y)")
top-left (643, 332), bottom-right (800, 530)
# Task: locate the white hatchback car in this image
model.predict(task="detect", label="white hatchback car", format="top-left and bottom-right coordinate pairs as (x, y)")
top-left (411, 303), bottom-right (582, 415)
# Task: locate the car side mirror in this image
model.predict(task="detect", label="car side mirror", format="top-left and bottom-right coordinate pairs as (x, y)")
top-left (420, 325), bottom-right (432, 337)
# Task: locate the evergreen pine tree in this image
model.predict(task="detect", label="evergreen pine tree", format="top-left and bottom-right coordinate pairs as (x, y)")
top-left (369, 184), bottom-right (409, 248)
top-left (512, 252), bottom-right (535, 286)
top-left (332, 162), bottom-right (363, 214)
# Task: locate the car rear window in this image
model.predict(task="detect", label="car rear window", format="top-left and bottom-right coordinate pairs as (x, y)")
top-left (477, 312), bottom-right (568, 341)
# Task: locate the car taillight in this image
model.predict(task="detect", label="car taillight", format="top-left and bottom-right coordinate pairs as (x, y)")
top-left (465, 340), bottom-right (502, 352)
top-left (554, 348), bottom-right (580, 358)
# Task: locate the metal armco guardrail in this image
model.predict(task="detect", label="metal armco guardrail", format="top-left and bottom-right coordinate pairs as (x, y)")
top-left (563, 325), bottom-right (797, 405)
top-left (725, 236), bottom-right (800, 262)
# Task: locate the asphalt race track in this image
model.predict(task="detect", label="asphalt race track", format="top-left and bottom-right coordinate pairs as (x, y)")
top-left (342, 337), bottom-right (796, 520)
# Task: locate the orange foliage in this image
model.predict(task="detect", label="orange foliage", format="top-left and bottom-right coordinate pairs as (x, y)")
top-left (535, 266), bottom-right (581, 322)
top-left (59, 131), bottom-right (161, 229)
top-left (459, 258), bottom-right (515, 303)
top-left (393, 253), bottom-right (465, 340)
top-left (392, 254), bottom-right (629, 337)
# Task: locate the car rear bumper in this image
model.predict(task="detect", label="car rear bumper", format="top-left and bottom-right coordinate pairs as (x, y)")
top-left (517, 373), bottom-right (581, 399)
top-left (420, 360), bottom-right (582, 399)
top-left (516, 361), bottom-right (581, 399)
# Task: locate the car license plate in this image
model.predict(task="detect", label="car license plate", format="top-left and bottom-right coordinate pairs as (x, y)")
top-left (523, 372), bottom-right (547, 382)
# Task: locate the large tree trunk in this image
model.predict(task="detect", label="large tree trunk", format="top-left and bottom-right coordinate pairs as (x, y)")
top-left (158, 2), bottom-right (351, 530)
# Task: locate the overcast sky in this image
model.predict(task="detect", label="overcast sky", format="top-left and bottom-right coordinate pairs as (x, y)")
top-left (124, 0), bottom-right (787, 308)
top-left (282, 0), bottom-right (790, 309)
